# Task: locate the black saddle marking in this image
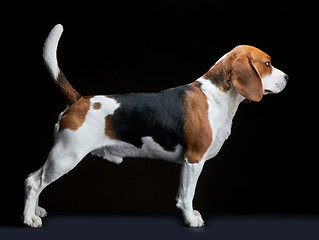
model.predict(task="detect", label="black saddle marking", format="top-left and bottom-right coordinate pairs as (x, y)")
top-left (109, 85), bottom-right (193, 151)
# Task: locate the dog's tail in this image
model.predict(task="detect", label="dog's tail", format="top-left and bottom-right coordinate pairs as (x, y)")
top-left (43, 24), bottom-right (82, 105)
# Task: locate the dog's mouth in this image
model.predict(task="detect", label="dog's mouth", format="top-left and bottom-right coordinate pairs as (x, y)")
top-left (264, 89), bottom-right (274, 94)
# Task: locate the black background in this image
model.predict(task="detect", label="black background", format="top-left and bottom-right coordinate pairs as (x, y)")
top-left (2, 0), bottom-right (318, 227)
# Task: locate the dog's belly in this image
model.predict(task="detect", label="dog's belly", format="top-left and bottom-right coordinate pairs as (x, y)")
top-left (91, 136), bottom-right (184, 164)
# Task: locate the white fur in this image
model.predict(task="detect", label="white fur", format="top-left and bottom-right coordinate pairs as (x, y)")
top-left (23, 96), bottom-right (119, 227)
top-left (43, 24), bottom-right (63, 79)
top-left (176, 159), bottom-right (205, 227)
top-left (91, 137), bottom-right (184, 164)
top-left (262, 66), bottom-right (287, 94)
top-left (197, 78), bottom-right (244, 160)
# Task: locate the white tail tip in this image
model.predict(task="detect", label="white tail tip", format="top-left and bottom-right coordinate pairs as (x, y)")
top-left (43, 24), bottom-right (64, 79)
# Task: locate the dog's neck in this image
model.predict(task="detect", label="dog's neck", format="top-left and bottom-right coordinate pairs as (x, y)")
top-left (196, 77), bottom-right (244, 121)
top-left (196, 61), bottom-right (245, 121)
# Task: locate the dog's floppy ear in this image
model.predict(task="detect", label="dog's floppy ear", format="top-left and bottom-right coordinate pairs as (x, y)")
top-left (230, 55), bottom-right (263, 102)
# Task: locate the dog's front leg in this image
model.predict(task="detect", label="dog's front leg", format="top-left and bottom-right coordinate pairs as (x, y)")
top-left (176, 159), bottom-right (205, 227)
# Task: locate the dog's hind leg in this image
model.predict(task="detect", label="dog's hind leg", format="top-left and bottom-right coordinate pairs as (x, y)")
top-left (23, 167), bottom-right (45, 225)
top-left (23, 140), bottom-right (88, 228)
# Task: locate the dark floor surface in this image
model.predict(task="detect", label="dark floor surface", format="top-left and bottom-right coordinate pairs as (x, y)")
top-left (1, 210), bottom-right (319, 240)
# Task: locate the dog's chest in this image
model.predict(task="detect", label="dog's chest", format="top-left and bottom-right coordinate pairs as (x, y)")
top-left (197, 79), bottom-right (240, 161)
top-left (205, 101), bottom-right (232, 160)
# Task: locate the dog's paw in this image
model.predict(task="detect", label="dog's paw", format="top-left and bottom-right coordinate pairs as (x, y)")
top-left (23, 214), bottom-right (42, 228)
top-left (35, 206), bottom-right (48, 218)
top-left (183, 210), bottom-right (205, 227)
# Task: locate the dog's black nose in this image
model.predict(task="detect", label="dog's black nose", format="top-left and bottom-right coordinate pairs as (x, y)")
top-left (284, 74), bottom-right (289, 82)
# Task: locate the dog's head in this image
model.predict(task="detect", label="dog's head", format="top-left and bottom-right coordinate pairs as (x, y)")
top-left (204, 45), bottom-right (288, 102)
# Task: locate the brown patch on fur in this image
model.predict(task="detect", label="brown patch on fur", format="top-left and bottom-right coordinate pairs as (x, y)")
top-left (202, 61), bottom-right (231, 92)
top-left (56, 71), bottom-right (82, 106)
top-left (203, 45), bottom-right (272, 102)
top-left (104, 115), bottom-right (116, 139)
top-left (183, 85), bottom-right (212, 164)
top-left (230, 45), bottom-right (272, 79)
top-left (93, 102), bottom-right (101, 110)
top-left (58, 97), bottom-right (91, 132)
top-left (229, 46), bottom-right (270, 102)
top-left (231, 55), bottom-right (263, 101)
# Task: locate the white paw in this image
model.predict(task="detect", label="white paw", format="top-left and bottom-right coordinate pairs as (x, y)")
top-left (23, 214), bottom-right (43, 228)
top-left (184, 210), bottom-right (205, 227)
top-left (35, 206), bottom-right (48, 218)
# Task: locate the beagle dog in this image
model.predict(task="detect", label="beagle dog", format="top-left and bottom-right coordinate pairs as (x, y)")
top-left (23, 24), bottom-right (288, 228)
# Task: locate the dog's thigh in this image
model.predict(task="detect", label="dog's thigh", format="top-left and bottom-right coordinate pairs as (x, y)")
top-left (41, 138), bottom-right (90, 184)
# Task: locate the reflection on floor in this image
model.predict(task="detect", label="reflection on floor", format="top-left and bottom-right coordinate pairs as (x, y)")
top-left (1, 210), bottom-right (319, 240)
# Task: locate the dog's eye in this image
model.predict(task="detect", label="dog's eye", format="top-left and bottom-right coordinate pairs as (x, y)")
top-left (265, 61), bottom-right (271, 67)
